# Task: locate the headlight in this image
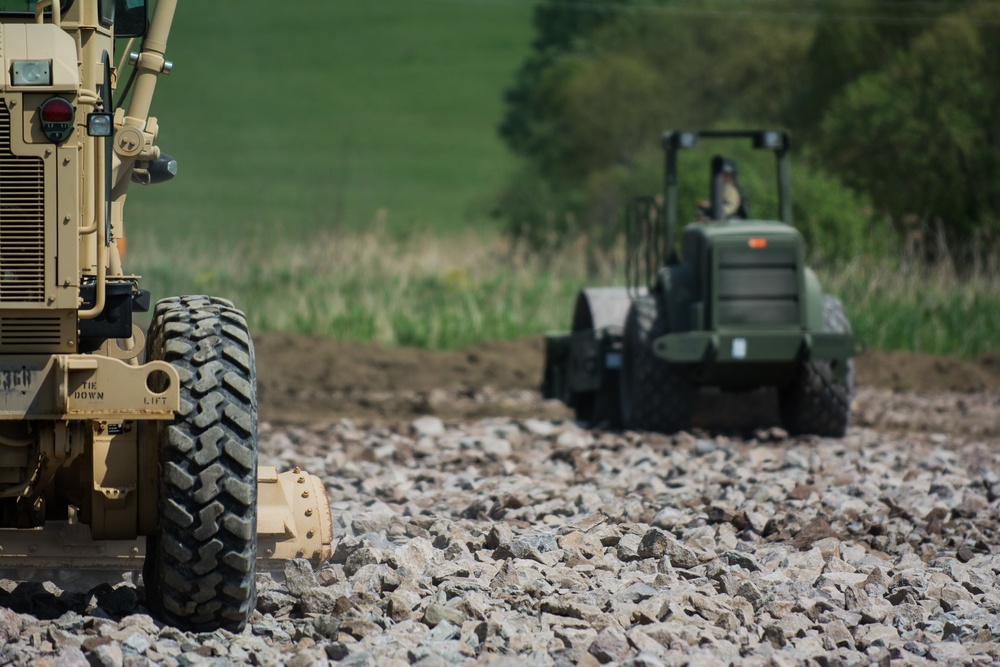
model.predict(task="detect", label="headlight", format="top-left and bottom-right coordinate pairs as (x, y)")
top-left (12, 60), bottom-right (52, 86)
top-left (677, 132), bottom-right (698, 149)
top-left (757, 130), bottom-right (785, 150)
top-left (87, 112), bottom-right (113, 137)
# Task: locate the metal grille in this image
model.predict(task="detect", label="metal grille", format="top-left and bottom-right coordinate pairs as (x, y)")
top-left (716, 247), bottom-right (800, 326)
top-left (0, 102), bottom-right (46, 303)
top-left (0, 317), bottom-right (61, 346)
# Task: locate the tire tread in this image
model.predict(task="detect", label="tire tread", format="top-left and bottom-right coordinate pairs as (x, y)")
top-left (621, 296), bottom-right (692, 434)
top-left (779, 295), bottom-right (854, 437)
top-left (143, 295), bottom-right (258, 632)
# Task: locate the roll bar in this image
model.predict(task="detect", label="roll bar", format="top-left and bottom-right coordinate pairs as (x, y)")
top-left (659, 129), bottom-right (792, 266)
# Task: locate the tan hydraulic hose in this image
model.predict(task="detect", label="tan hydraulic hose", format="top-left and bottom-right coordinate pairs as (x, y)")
top-left (78, 135), bottom-right (108, 320)
top-left (77, 229), bottom-right (107, 319)
top-left (116, 38), bottom-right (136, 74)
top-left (79, 137), bottom-right (103, 236)
top-left (122, 0), bottom-right (177, 131)
top-left (34, 0), bottom-right (60, 26)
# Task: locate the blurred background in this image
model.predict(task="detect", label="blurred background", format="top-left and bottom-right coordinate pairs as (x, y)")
top-left (125, 0), bottom-right (1000, 358)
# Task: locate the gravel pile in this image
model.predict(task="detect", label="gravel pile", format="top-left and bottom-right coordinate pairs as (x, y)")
top-left (2, 393), bottom-right (1000, 666)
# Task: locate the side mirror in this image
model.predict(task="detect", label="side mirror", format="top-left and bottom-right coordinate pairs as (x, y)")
top-left (114, 0), bottom-right (147, 38)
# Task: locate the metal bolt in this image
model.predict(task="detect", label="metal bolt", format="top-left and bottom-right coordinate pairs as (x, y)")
top-left (305, 508), bottom-right (313, 517)
top-left (128, 52), bottom-right (139, 66)
top-left (161, 61), bottom-right (173, 75)
top-left (301, 491), bottom-right (309, 498)
top-left (293, 467), bottom-right (301, 474)
top-left (297, 477), bottom-right (305, 484)
top-left (307, 530), bottom-right (314, 539)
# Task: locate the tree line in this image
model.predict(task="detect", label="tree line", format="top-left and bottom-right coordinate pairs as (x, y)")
top-left (496, 0), bottom-right (1000, 264)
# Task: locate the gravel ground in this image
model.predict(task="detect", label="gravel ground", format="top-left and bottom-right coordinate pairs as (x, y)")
top-left (1, 389), bottom-right (1000, 666)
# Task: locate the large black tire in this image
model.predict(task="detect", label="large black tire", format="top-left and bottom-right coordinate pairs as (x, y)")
top-left (779, 295), bottom-right (854, 437)
top-left (620, 295), bottom-right (692, 433)
top-left (142, 296), bottom-right (258, 632)
top-left (570, 373), bottom-right (622, 428)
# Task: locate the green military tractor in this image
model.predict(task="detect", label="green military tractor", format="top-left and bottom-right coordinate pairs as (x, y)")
top-left (542, 130), bottom-right (863, 436)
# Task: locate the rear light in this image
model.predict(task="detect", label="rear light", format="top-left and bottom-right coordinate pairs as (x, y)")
top-left (40, 98), bottom-right (73, 122)
top-left (748, 238), bottom-right (767, 249)
top-left (39, 97), bottom-right (74, 143)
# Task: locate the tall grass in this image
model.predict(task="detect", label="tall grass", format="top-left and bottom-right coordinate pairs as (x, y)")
top-left (128, 231), bottom-right (1000, 358)
top-left (818, 254), bottom-right (1000, 359)
top-left (129, 231), bottom-right (618, 350)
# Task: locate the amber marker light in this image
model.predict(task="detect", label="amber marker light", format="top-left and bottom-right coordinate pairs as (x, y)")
top-left (748, 238), bottom-right (767, 249)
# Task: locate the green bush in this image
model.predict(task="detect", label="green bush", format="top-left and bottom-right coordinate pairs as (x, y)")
top-left (790, 164), bottom-right (892, 263)
top-left (498, 0), bottom-right (1000, 262)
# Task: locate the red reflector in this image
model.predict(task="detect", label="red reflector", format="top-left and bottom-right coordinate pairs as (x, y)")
top-left (40, 98), bottom-right (74, 123)
top-left (748, 238), bottom-right (767, 249)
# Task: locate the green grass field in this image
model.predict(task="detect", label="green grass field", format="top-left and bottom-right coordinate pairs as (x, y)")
top-left (125, 0), bottom-right (532, 240)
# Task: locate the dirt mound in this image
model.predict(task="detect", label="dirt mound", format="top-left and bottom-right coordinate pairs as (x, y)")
top-left (856, 350), bottom-right (1000, 393)
top-left (255, 332), bottom-right (542, 393)
top-left (254, 331), bottom-right (1000, 423)
top-left (254, 332), bottom-right (546, 423)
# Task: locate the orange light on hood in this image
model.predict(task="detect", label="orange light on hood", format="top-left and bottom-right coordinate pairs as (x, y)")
top-left (748, 238), bottom-right (767, 249)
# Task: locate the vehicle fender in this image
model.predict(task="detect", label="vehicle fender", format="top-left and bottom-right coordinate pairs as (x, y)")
top-left (803, 268), bottom-right (825, 331)
top-left (656, 263), bottom-right (696, 332)
top-left (541, 288), bottom-right (637, 399)
top-left (572, 287), bottom-right (636, 333)
top-left (559, 287), bottom-right (637, 394)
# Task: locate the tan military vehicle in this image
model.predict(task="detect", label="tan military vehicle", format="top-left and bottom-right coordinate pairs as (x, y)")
top-left (0, 0), bottom-right (332, 631)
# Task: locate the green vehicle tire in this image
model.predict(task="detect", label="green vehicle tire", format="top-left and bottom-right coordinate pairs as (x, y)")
top-left (779, 295), bottom-right (854, 437)
top-left (620, 295), bottom-right (692, 434)
top-left (571, 374), bottom-right (622, 428)
top-left (142, 295), bottom-right (258, 632)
